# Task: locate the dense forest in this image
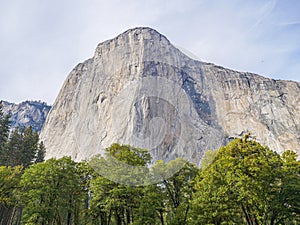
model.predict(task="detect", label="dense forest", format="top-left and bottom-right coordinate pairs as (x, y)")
top-left (0, 101), bottom-right (299, 225)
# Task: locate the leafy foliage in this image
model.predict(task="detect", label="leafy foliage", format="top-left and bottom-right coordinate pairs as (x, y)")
top-left (0, 166), bottom-right (23, 225)
top-left (0, 121), bottom-right (299, 225)
top-left (20, 157), bottom-right (91, 225)
top-left (189, 136), bottom-right (300, 225)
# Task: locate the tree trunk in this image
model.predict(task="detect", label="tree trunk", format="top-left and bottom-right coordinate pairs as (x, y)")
top-left (241, 204), bottom-right (253, 225)
top-left (159, 210), bottom-right (165, 225)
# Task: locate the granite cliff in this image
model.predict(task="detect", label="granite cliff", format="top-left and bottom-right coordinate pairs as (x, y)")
top-left (2, 100), bottom-right (50, 132)
top-left (40, 27), bottom-right (300, 164)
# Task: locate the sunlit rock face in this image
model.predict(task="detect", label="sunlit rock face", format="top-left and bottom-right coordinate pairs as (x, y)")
top-left (2, 101), bottom-right (50, 132)
top-left (40, 27), bottom-right (300, 164)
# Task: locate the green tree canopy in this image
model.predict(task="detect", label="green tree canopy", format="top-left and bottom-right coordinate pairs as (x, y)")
top-left (189, 136), bottom-right (300, 225)
top-left (20, 157), bottom-right (88, 225)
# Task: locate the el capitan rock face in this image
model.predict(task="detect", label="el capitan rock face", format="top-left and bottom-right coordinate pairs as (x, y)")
top-left (40, 27), bottom-right (300, 164)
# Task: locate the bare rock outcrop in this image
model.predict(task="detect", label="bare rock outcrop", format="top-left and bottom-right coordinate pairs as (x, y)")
top-left (2, 100), bottom-right (50, 132)
top-left (40, 27), bottom-right (300, 164)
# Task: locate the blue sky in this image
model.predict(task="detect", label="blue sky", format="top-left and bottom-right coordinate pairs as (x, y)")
top-left (0, 0), bottom-right (299, 104)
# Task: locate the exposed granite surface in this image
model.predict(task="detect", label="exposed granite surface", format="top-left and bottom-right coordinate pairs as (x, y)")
top-left (2, 101), bottom-right (50, 132)
top-left (40, 27), bottom-right (300, 164)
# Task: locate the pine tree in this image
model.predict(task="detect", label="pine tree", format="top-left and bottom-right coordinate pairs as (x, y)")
top-left (4, 126), bottom-right (40, 167)
top-left (21, 126), bottom-right (39, 167)
top-left (0, 101), bottom-right (10, 165)
top-left (35, 141), bottom-right (46, 163)
top-left (5, 127), bottom-right (23, 166)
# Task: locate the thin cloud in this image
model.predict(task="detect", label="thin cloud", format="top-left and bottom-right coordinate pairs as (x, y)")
top-left (279, 21), bottom-right (300, 26)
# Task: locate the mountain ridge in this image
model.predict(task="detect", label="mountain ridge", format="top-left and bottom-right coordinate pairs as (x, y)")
top-left (2, 100), bottom-right (51, 132)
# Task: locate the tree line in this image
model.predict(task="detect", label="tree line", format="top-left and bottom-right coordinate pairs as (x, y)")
top-left (0, 101), bottom-right (46, 224)
top-left (0, 101), bottom-right (299, 225)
